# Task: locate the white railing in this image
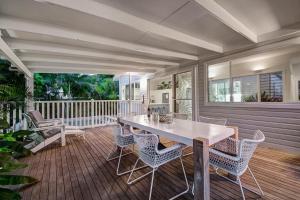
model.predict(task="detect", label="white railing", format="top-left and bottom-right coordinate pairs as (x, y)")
top-left (33, 100), bottom-right (145, 128)
top-left (0, 103), bottom-right (24, 131)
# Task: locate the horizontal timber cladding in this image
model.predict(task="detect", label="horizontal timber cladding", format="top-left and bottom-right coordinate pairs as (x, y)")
top-left (198, 65), bottom-right (300, 152)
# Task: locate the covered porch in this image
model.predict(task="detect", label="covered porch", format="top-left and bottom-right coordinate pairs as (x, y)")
top-left (0, 0), bottom-right (300, 200)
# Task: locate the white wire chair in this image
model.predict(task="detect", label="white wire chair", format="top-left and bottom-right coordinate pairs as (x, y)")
top-left (182, 116), bottom-right (228, 157)
top-left (198, 116), bottom-right (227, 126)
top-left (106, 123), bottom-right (139, 176)
top-left (127, 133), bottom-right (189, 200)
top-left (199, 115), bottom-right (230, 152)
top-left (192, 130), bottom-right (265, 200)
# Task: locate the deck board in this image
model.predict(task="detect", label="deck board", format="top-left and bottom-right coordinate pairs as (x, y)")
top-left (19, 127), bottom-right (300, 200)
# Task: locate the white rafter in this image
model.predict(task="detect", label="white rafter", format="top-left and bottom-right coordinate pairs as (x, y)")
top-left (18, 54), bottom-right (164, 70)
top-left (7, 39), bottom-right (179, 66)
top-left (36, 0), bottom-right (223, 53)
top-left (0, 16), bottom-right (198, 60)
top-left (194, 0), bottom-right (258, 43)
top-left (26, 62), bottom-right (155, 73)
top-left (0, 36), bottom-right (32, 77)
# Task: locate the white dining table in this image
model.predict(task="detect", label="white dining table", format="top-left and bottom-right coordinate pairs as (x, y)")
top-left (119, 115), bottom-right (235, 200)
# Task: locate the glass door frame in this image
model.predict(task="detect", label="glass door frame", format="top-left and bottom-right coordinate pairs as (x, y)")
top-left (172, 69), bottom-right (195, 120)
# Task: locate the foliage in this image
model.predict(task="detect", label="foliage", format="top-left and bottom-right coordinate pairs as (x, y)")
top-left (0, 59), bottom-right (30, 131)
top-left (0, 59), bottom-right (38, 199)
top-left (242, 94), bottom-right (257, 102)
top-left (0, 135), bottom-right (38, 200)
top-left (34, 73), bottom-right (119, 100)
top-left (260, 91), bottom-right (283, 102)
top-left (0, 152), bottom-right (38, 200)
top-left (157, 81), bottom-right (171, 90)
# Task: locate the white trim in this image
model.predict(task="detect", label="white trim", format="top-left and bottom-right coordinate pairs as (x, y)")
top-left (8, 39), bottom-right (179, 66)
top-left (39, 0), bottom-right (223, 52)
top-left (0, 37), bottom-right (32, 77)
top-left (28, 64), bottom-right (155, 74)
top-left (205, 102), bottom-right (300, 109)
top-left (203, 37), bottom-right (300, 66)
top-left (0, 16), bottom-right (198, 60)
top-left (19, 54), bottom-right (164, 70)
top-left (194, 0), bottom-right (257, 43)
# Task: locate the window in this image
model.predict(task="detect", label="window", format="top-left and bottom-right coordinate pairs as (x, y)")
top-left (232, 75), bottom-right (257, 102)
top-left (260, 72), bottom-right (283, 102)
top-left (208, 62), bottom-right (230, 102)
top-left (206, 46), bottom-right (300, 104)
top-left (209, 79), bottom-right (230, 102)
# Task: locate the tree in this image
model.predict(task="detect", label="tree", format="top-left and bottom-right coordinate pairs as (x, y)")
top-left (34, 73), bottom-right (119, 100)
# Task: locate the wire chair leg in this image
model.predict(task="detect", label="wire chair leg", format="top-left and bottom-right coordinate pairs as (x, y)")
top-left (169, 157), bottom-right (189, 200)
top-left (116, 147), bottom-right (125, 175)
top-left (248, 167), bottom-right (264, 196)
top-left (127, 158), bottom-right (139, 184)
top-left (149, 168), bottom-right (156, 200)
top-left (106, 144), bottom-right (118, 161)
top-left (127, 158), bottom-right (151, 184)
top-left (107, 145), bottom-right (132, 161)
top-left (237, 177), bottom-right (246, 200)
top-left (191, 183), bottom-right (194, 196)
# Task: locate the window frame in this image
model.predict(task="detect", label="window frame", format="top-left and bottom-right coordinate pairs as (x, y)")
top-left (204, 61), bottom-right (300, 109)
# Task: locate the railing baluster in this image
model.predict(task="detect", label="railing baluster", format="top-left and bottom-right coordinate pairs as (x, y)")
top-left (79, 101), bottom-right (82, 127)
top-left (62, 102), bottom-right (65, 123)
top-left (101, 101), bottom-right (104, 124)
top-left (13, 108), bottom-right (16, 129)
top-left (42, 102), bottom-right (45, 118)
top-left (91, 100), bottom-right (94, 127)
top-left (19, 105), bottom-right (22, 125)
top-left (46, 102), bottom-right (50, 119)
top-left (51, 102), bottom-right (54, 119)
top-left (57, 102), bottom-right (60, 118)
top-left (70, 101), bottom-right (73, 126)
top-left (6, 104), bottom-right (10, 125)
top-left (75, 101), bottom-right (77, 127)
top-left (83, 101), bottom-right (86, 126)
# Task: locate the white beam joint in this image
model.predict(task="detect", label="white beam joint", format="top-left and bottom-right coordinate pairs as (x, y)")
top-left (194, 0), bottom-right (258, 43)
top-left (0, 37), bottom-right (32, 77)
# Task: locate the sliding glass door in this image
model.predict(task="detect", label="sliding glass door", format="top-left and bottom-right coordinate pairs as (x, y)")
top-left (174, 71), bottom-right (193, 119)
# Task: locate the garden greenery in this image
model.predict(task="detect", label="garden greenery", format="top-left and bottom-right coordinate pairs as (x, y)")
top-left (34, 73), bottom-right (119, 100)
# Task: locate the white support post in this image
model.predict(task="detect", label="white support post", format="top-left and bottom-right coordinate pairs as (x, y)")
top-left (25, 76), bottom-right (34, 112)
top-left (129, 73), bottom-right (132, 115)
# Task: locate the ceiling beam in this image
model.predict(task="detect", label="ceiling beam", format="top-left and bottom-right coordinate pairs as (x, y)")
top-left (0, 16), bottom-right (198, 60)
top-left (0, 36), bottom-right (32, 77)
top-left (18, 54), bottom-right (164, 70)
top-left (7, 39), bottom-right (179, 66)
top-left (37, 0), bottom-right (223, 53)
top-left (26, 62), bottom-right (156, 73)
top-left (194, 0), bottom-right (257, 43)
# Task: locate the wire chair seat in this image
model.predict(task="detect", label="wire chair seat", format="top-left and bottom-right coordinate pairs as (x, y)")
top-left (139, 143), bottom-right (182, 168)
top-left (115, 132), bottom-right (135, 147)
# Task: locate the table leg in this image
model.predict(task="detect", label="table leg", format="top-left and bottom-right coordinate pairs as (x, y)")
top-left (193, 138), bottom-right (210, 200)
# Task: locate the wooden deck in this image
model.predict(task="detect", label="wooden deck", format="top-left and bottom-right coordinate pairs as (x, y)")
top-left (19, 127), bottom-right (300, 200)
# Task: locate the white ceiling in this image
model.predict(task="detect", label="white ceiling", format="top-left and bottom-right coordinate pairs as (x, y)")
top-left (0, 0), bottom-right (299, 76)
